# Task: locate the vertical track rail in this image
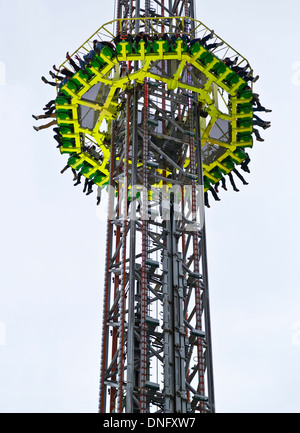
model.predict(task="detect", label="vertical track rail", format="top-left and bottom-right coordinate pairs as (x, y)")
top-left (184, 2), bottom-right (206, 411)
top-left (188, 100), bottom-right (206, 411)
top-left (140, 80), bottom-right (149, 413)
top-left (99, 124), bottom-right (116, 413)
top-left (116, 96), bottom-right (131, 413)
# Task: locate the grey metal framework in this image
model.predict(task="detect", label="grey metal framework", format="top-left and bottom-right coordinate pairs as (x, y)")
top-left (99, 0), bottom-right (215, 413)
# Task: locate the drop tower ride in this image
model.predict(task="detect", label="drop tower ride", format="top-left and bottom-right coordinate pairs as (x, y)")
top-left (42, 0), bottom-right (266, 415)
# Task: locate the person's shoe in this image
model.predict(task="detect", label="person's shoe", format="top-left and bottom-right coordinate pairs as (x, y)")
top-left (257, 137), bottom-right (264, 142)
top-left (217, 42), bottom-right (224, 47)
top-left (74, 179), bottom-right (81, 186)
top-left (222, 186), bottom-right (227, 191)
top-left (32, 114), bottom-right (39, 120)
top-left (49, 71), bottom-right (56, 78)
top-left (210, 30), bottom-right (215, 37)
top-left (33, 126), bottom-right (39, 131)
top-left (243, 182), bottom-right (249, 185)
top-left (214, 186), bottom-right (219, 193)
top-left (263, 124), bottom-right (271, 129)
top-left (253, 75), bottom-right (259, 83)
top-left (265, 109), bottom-right (272, 113)
top-left (234, 188), bottom-right (240, 192)
top-left (41, 76), bottom-right (48, 84)
top-left (53, 65), bottom-right (59, 72)
top-left (66, 52), bottom-right (71, 60)
top-left (86, 189), bottom-right (93, 195)
top-left (242, 167), bottom-right (250, 173)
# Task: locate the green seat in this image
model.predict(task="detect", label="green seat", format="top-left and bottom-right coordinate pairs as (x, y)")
top-left (235, 81), bottom-right (247, 92)
top-left (153, 39), bottom-right (170, 53)
top-left (116, 42), bottom-right (132, 56)
top-left (92, 170), bottom-right (106, 184)
top-left (169, 38), bottom-right (188, 53)
top-left (66, 79), bottom-right (81, 93)
top-left (68, 156), bottom-right (85, 170)
top-left (237, 118), bottom-right (253, 129)
top-left (116, 43), bottom-right (123, 55)
top-left (220, 157), bottom-right (235, 172)
top-left (55, 96), bottom-right (71, 106)
top-left (199, 51), bottom-right (214, 66)
top-left (70, 72), bottom-right (86, 89)
top-left (84, 67), bottom-right (96, 79)
top-left (102, 46), bottom-right (115, 58)
top-left (211, 61), bottom-right (227, 76)
top-left (60, 139), bottom-right (76, 150)
top-left (135, 40), bottom-right (151, 54)
top-left (203, 176), bottom-right (212, 190)
top-left (224, 72), bottom-right (240, 86)
top-left (237, 132), bottom-right (253, 142)
top-left (237, 89), bottom-right (253, 100)
top-left (232, 148), bottom-right (248, 160)
top-left (56, 110), bottom-right (72, 121)
top-left (60, 87), bottom-right (71, 98)
top-left (76, 70), bottom-right (92, 83)
top-left (80, 161), bottom-right (93, 175)
top-left (90, 56), bottom-right (107, 71)
top-left (237, 103), bottom-right (253, 114)
top-left (61, 138), bottom-right (75, 146)
top-left (209, 167), bottom-right (223, 181)
top-left (190, 42), bottom-right (202, 55)
top-left (68, 154), bottom-right (80, 166)
top-left (59, 126), bottom-right (73, 135)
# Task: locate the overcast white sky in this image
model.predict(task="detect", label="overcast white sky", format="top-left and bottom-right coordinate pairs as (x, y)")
top-left (0, 0), bottom-right (300, 413)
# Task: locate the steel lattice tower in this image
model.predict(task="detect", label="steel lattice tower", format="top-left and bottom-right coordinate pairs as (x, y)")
top-left (98, 0), bottom-right (215, 414)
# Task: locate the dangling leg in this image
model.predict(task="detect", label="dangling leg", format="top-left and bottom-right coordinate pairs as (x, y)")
top-left (221, 176), bottom-right (227, 191)
top-left (83, 177), bottom-right (89, 193)
top-left (32, 112), bottom-right (56, 120)
top-left (253, 128), bottom-right (264, 142)
top-left (74, 173), bottom-right (82, 186)
top-left (33, 119), bottom-right (57, 131)
top-left (228, 172), bottom-right (239, 192)
top-left (204, 192), bottom-right (210, 208)
top-left (209, 186), bottom-right (221, 202)
top-left (97, 187), bottom-right (102, 205)
top-left (60, 165), bottom-right (70, 174)
top-left (233, 168), bottom-right (248, 185)
top-left (86, 180), bottom-right (94, 195)
top-left (41, 76), bottom-right (57, 87)
top-left (53, 134), bottom-right (62, 148)
top-left (71, 169), bottom-right (78, 181)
